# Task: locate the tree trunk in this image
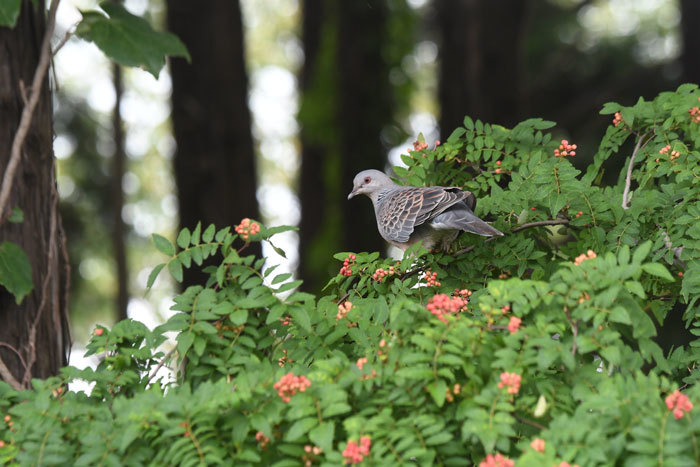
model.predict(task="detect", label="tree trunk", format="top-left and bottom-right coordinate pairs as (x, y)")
top-left (436, 0), bottom-right (531, 134)
top-left (680, 0), bottom-right (700, 85)
top-left (0, 0), bottom-right (70, 387)
top-left (167, 0), bottom-right (260, 287)
top-left (298, 0), bottom-right (390, 291)
top-left (111, 64), bottom-right (128, 321)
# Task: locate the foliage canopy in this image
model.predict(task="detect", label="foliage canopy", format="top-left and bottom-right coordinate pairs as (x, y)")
top-left (2, 85), bottom-right (700, 465)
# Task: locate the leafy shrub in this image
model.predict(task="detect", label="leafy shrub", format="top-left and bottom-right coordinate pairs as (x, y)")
top-left (2, 84), bottom-right (700, 466)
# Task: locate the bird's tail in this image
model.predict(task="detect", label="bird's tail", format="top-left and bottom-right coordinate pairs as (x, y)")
top-left (431, 209), bottom-right (504, 237)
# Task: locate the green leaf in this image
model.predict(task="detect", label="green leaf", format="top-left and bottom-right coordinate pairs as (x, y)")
top-left (632, 241), bottom-right (652, 264)
top-left (0, 0), bottom-right (21, 27)
top-left (176, 228), bottom-right (191, 249)
top-left (272, 273), bottom-right (293, 285)
top-left (146, 263), bottom-right (165, 289)
top-left (230, 309), bottom-right (248, 326)
top-left (76, 2), bottom-right (190, 78)
top-left (600, 102), bottom-right (622, 115)
top-left (427, 380), bottom-right (447, 407)
top-left (285, 417), bottom-right (317, 442)
top-left (290, 306), bottom-right (311, 332)
top-left (202, 224), bottom-right (216, 243)
top-left (168, 259), bottom-right (183, 282)
top-left (152, 234), bottom-right (175, 256)
top-left (8, 207), bottom-right (23, 223)
top-left (641, 263), bottom-right (674, 282)
top-left (0, 241), bottom-right (33, 304)
top-left (309, 423), bottom-right (334, 453)
top-left (276, 279), bottom-right (303, 293)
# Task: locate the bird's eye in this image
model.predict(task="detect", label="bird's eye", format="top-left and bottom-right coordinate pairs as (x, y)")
top-left (364, 177), bottom-right (371, 184)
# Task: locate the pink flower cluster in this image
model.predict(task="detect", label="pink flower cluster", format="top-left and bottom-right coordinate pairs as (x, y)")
top-left (423, 270), bottom-right (441, 287)
top-left (507, 316), bottom-right (522, 334)
top-left (340, 254), bottom-right (356, 277)
top-left (665, 390), bottom-right (693, 419)
top-left (337, 301), bottom-right (353, 320)
top-left (554, 139), bottom-right (577, 157)
top-left (426, 294), bottom-right (467, 323)
top-left (613, 112), bottom-right (623, 127)
top-left (530, 438), bottom-right (545, 453)
top-left (498, 372), bottom-right (522, 395)
top-left (373, 266), bottom-right (395, 282)
top-left (479, 453), bottom-right (514, 467)
top-left (659, 144), bottom-right (680, 161)
top-left (689, 106), bottom-right (700, 123)
top-left (235, 218), bottom-right (260, 241)
top-left (273, 372), bottom-right (311, 403)
top-left (342, 436), bottom-right (371, 465)
top-left (574, 250), bottom-right (597, 266)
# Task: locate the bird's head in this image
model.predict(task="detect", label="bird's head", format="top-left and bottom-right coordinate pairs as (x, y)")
top-left (347, 169), bottom-right (394, 200)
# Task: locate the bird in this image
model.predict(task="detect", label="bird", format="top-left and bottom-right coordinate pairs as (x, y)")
top-left (347, 169), bottom-right (503, 251)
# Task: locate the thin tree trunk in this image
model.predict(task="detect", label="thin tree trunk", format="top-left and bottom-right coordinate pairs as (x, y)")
top-left (112, 63), bottom-right (128, 321)
top-left (167, 0), bottom-right (260, 287)
top-left (0, 0), bottom-right (70, 386)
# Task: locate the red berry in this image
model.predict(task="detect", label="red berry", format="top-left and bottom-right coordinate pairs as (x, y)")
top-left (94, 328), bottom-right (104, 336)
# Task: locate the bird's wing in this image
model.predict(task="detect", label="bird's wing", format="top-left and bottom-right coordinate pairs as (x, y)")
top-left (378, 187), bottom-right (468, 243)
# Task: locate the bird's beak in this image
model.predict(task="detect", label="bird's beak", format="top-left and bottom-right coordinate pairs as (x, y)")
top-left (347, 187), bottom-right (359, 200)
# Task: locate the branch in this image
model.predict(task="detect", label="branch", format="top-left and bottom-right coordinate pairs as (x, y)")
top-left (0, 356), bottom-right (22, 391)
top-left (454, 219), bottom-right (570, 256)
top-left (147, 347), bottom-right (177, 385)
top-left (621, 132), bottom-right (651, 210)
top-left (0, 0), bottom-right (61, 223)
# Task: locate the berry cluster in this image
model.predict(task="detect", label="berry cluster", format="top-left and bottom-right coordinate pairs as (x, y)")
top-left (356, 357), bottom-right (377, 380)
top-left (302, 445), bottom-right (323, 467)
top-left (689, 106), bottom-right (700, 123)
top-left (342, 436), bottom-right (371, 465)
top-left (337, 301), bottom-right (353, 320)
top-left (444, 383), bottom-right (461, 403)
top-left (507, 316), bottom-right (522, 334)
top-left (613, 112), bottom-right (623, 127)
top-left (454, 288), bottom-right (472, 300)
top-left (554, 139), bottom-right (577, 157)
top-left (479, 453), bottom-right (514, 467)
top-left (558, 463), bottom-right (580, 467)
top-left (235, 218), bottom-right (260, 241)
top-left (340, 254), bottom-right (356, 277)
top-left (574, 249), bottom-right (597, 266)
top-left (498, 372), bottom-right (522, 395)
top-left (426, 294), bottom-right (468, 323)
top-left (659, 144), bottom-right (680, 161)
top-left (255, 431), bottom-right (270, 449)
top-left (93, 327), bottom-right (104, 336)
top-left (423, 270), bottom-right (441, 287)
top-left (273, 372), bottom-right (311, 403)
top-left (278, 349), bottom-right (292, 367)
top-left (575, 210), bottom-right (583, 218)
top-left (412, 139), bottom-right (428, 151)
top-left (665, 390), bottom-right (693, 419)
top-left (530, 438), bottom-right (545, 453)
top-left (280, 316), bottom-right (291, 326)
top-left (372, 265), bottom-right (395, 282)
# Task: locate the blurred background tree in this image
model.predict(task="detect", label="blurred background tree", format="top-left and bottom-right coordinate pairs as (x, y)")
top-left (47, 0), bottom-right (693, 355)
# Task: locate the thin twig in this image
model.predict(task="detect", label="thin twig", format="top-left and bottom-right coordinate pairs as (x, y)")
top-left (621, 132), bottom-right (650, 210)
top-left (22, 181), bottom-right (59, 387)
top-left (0, 342), bottom-right (28, 373)
top-left (51, 27), bottom-right (73, 56)
top-left (0, 357), bottom-right (22, 390)
top-left (147, 347), bottom-right (177, 384)
top-left (0, 0), bottom-right (61, 223)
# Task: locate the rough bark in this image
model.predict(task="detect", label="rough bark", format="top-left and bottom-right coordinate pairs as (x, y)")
top-left (0, 0), bottom-right (70, 386)
top-left (436, 0), bottom-right (531, 135)
top-left (167, 0), bottom-right (260, 287)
